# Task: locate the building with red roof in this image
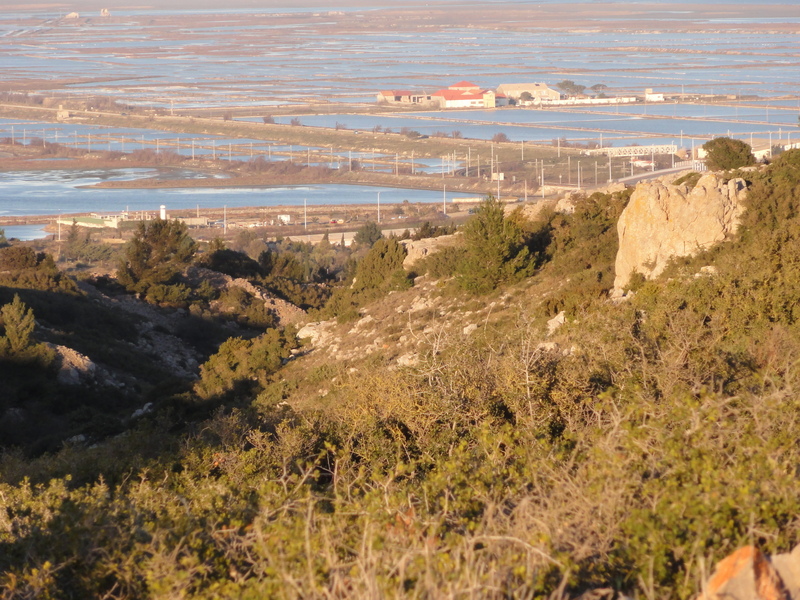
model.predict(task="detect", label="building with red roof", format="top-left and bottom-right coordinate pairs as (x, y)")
top-left (432, 82), bottom-right (507, 108)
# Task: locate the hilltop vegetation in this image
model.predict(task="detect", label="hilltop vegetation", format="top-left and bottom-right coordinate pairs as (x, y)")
top-left (2, 152), bottom-right (800, 598)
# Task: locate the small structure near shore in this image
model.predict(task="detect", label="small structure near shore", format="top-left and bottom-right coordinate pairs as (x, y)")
top-left (56, 214), bottom-right (122, 229)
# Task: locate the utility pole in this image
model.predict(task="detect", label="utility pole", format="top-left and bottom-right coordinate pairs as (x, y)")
top-left (304, 198), bottom-right (308, 229)
top-left (442, 185), bottom-right (446, 216)
top-left (541, 162), bottom-right (545, 198)
top-left (377, 192), bottom-right (381, 223)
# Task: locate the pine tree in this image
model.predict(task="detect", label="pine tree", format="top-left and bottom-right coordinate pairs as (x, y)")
top-left (0, 294), bottom-right (35, 355)
top-left (117, 219), bottom-right (196, 292)
top-left (457, 196), bottom-right (532, 294)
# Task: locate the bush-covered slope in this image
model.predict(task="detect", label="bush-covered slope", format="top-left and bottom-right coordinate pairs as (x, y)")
top-left (3, 152), bottom-right (800, 598)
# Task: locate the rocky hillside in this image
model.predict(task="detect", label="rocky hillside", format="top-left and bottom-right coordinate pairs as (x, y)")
top-left (3, 151), bottom-right (800, 599)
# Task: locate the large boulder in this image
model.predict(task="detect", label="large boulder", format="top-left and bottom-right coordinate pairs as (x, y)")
top-left (700, 545), bottom-right (800, 600)
top-left (613, 172), bottom-right (747, 293)
top-left (400, 233), bottom-right (462, 268)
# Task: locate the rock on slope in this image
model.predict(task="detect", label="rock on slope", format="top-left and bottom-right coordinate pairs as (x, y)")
top-left (400, 233), bottom-right (462, 268)
top-left (613, 172), bottom-right (747, 293)
top-left (700, 545), bottom-right (800, 600)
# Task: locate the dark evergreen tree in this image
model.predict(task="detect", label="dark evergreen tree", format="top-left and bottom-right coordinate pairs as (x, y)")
top-left (457, 196), bottom-right (533, 294)
top-left (702, 137), bottom-right (756, 170)
top-left (117, 219), bottom-right (196, 293)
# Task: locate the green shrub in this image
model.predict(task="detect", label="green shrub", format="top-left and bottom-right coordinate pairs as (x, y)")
top-left (457, 197), bottom-right (534, 294)
top-left (117, 219), bottom-right (196, 294)
top-left (195, 328), bottom-right (297, 400)
top-left (702, 136), bottom-right (756, 170)
top-left (323, 238), bottom-right (410, 317)
top-left (672, 171), bottom-right (702, 188)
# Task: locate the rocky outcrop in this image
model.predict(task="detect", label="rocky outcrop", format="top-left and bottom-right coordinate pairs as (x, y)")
top-left (227, 278), bottom-right (307, 326)
top-left (400, 233), bottom-right (462, 268)
top-left (700, 545), bottom-right (800, 600)
top-left (49, 344), bottom-right (96, 386)
top-left (519, 199), bottom-right (556, 222)
top-left (183, 266), bottom-right (307, 327)
top-left (614, 172), bottom-right (747, 292)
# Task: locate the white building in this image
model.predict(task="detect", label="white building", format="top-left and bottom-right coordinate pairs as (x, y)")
top-left (496, 83), bottom-right (560, 103)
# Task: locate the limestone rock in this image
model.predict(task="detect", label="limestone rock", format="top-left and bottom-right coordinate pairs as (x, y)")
top-left (50, 344), bottom-right (96, 385)
top-left (520, 199), bottom-right (556, 222)
top-left (462, 323), bottom-right (478, 336)
top-left (547, 311), bottom-right (566, 335)
top-left (396, 352), bottom-right (419, 367)
top-left (700, 545), bottom-right (800, 600)
top-left (401, 233), bottom-right (462, 268)
top-left (297, 321), bottom-right (336, 347)
top-left (614, 172), bottom-right (747, 292)
top-left (555, 192), bottom-right (579, 214)
top-left (227, 278), bottom-right (307, 326)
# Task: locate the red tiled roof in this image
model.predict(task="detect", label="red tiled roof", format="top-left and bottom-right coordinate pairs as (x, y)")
top-left (449, 80), bottom-right (480, 89)
top-left (433, 89), bottom-right (485, 101)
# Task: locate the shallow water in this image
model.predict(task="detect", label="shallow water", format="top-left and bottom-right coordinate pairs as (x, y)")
top-left (2, 224), bottom-right (49, 241)
top-left (0, 169), bottom-right (450, 217)
top-left (2, 3), bottom-right (799, 108)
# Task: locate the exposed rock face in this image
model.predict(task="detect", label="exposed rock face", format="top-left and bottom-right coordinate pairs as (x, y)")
top-left (400, 233), bottom-right (462, 268)
top-left (614, 172), bottom-right (747, 292)
top-left (183, 266), bottom-right (307, 326)
top-left (555, 193), bottom-right (578, 214)
top-left (519, 199), bottom-right (556, 222)
top-left (227, 278), bottom-right (307, 326)
top-left (50, 344), bottom-right (96, 385)
top-left (700, 545), bottom-right (800, 600)
top-left (547, 311), bottom-right (566, 335)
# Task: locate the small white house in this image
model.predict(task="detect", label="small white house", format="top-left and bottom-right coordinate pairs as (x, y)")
top-left (644, 88), bottom-right (665, 102)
